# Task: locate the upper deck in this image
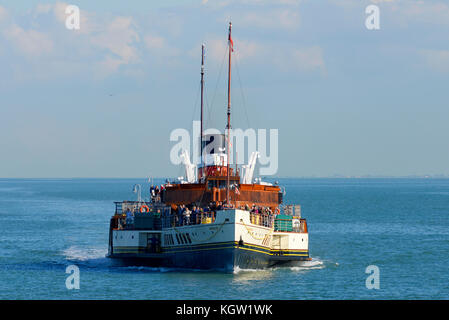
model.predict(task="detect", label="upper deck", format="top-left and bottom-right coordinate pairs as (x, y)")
top-left (162, 178), bottom-right (283, 208)
top-left (110, 201), bottom-right (306, 234)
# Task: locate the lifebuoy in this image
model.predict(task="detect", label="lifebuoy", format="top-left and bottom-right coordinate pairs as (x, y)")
top-left (140, 205), bottom-right (150, 213)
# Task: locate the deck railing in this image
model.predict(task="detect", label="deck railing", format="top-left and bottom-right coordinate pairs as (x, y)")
top-left (274, 218), bottom-right (307, 233)
top-left (249, 213), bottom-right (274, 228)
top-left (161, 212), bottom-right (216, 228)
top-left (113, 201), bottom-right (306, 233)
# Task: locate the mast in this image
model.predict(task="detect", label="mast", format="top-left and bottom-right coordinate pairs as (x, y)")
top-left (200, 44), bottom-right (205, 175)
top-left (226, 22), bottom-right (232, 205)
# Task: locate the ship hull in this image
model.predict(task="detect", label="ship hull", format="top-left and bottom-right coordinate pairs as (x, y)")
top-left (108, 209), bottom-right (309, 271)
top-left (108, 245), bottom-right (309, 271)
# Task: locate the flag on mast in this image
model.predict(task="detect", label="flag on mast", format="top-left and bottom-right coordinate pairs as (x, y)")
top-left (229, 32), bottom-right (234, 52)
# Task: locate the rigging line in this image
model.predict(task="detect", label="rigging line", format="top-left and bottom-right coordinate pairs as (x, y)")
top-left (242, 219), bottom-right (273, 241)
top-left (190, 80), bottom-right (202, 126)
top-left (184, 80), bottom-right (201, 165)
top-left (203, 86), bottom-right (209, 131)
top-left (234, 52), bottom-right (251, 129)
top-left (207, 45), bottom-right (228, 129)
top-left (203, 83), bottom-right (213, 135)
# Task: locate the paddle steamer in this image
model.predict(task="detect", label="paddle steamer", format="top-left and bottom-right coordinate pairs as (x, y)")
top-left (107, 23), bottom-right (310, 270)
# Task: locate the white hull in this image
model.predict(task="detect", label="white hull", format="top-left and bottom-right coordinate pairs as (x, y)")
top-left (108, 209), bottom-right (309, 270)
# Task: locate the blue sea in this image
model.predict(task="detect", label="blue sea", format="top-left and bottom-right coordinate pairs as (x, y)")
top-left (0, 178), bottom-right (448, 300)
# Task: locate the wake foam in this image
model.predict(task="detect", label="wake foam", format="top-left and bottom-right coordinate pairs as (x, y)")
top-left (233, 266), bottom-right (264, 274)
top-left (288, 258), bottom-right (325, 271)
top-left (63, 246), bottom-right (108, 261)
top-left (61, 246), bottom-right (112, 269)
top-left (233, 258), bottom-right (326, 274)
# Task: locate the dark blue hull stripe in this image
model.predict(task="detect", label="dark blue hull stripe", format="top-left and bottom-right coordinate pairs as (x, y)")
top-left (110, 242), bottom-right (309, 269)
top-left (114, 241), bottom-right (308, 256)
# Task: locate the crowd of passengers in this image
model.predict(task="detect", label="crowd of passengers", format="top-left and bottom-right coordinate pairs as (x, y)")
top-left (122, 200), bottom-right (277, 228)
top-left (150, 185), bottom-right (164, 203)
top-left (169, 202), bottom-right (276, 227)
top-left (123, 184), bottom-right (278, 228)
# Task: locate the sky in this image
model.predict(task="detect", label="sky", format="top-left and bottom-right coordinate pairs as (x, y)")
top-left (0, 0), bottom-right (449, 178)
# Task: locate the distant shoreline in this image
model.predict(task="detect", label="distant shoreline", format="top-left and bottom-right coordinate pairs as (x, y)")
top-left (2, 176), bottom-right (449, 180)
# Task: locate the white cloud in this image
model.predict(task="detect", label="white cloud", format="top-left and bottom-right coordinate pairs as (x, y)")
top-left (237, 9), bottom-right (300, 30)
top-left (3, 24), bottom-right (53, 56)
top-left (52, 1), bottom-right (93, 34)
top-left (49, 2), bottom-right (141, 74)
top-left (207, 38), bottom-right (229, 62)
top-left (144, 34), bottom-right (180, 56)
top-left (91, 16), bottom-right (140, 75)
top-left (206, 0), bottom-right (302, 6)
top-left (95, 17), bottom-right (139, 61)
top-left (207, 37), bottom-right (267, 62)
top-left (421, 49), bottom-right (449, 73)
top-left (0, 5), bottom-right (10, 25)
top-left (145, 34), bottom-right (166, 50)
top-left (288, 46), bottom-right (326, 73)
top-left (96, 56), bottom-right (125, 75)
top-left (35, 3), bottom-right (52, 15)
top-left (0, 2), bottom-right (142, 78)
top-left (206, 36), bottom-right (325, 75)
top-left (52, 1), bottom-right (68, 23)
top-left (334, 0), bottom-right (449, 26)
top-left (1, 1), bottom-right (325, 81)
top-left (399, 1), bottom-right (449, 26)
top-left (0, 5), bottom-right (7, 19)
top-left (141, 33), bottom-right (184, 70)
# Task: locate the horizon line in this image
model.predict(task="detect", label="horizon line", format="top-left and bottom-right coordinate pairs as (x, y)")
top-left (2, 175), bottom-right (449, 180)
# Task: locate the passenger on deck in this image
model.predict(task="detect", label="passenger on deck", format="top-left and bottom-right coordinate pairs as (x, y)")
top-left (174, 212), bottom-right (179, 227)
top-left (159, 185), bottom-right (165, 202)
top-left (184, 207), bottom-right (191, 225)
top-left (192, 206), bottom-right (199, 225)
top-left (125, 208), bottom-right (134, 226)
top-left (154, 186), bottom-right (160, 203)
top-left (179, 204), bottom-right (187, 225)
top-left (150, 186), bottom-right (155, 202)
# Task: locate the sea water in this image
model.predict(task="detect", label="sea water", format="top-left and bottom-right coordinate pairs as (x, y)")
top-left (0, 178), bottom-right (447, 299)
